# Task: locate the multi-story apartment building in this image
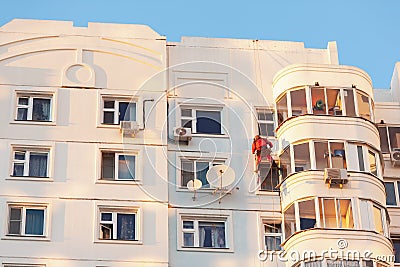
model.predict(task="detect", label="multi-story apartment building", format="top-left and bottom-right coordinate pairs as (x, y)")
top-left (0, 19), bottom-right (399, 267)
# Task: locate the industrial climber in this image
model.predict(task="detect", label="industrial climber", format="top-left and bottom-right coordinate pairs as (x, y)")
top-left (251, 135), bottom-right (273, 171)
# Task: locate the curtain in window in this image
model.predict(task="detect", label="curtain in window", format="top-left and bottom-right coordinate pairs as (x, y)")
top-left (25, 209), bottom-right (44, 235)
top-left (29, 153), bottom-right (48, 177)
top-left (32, 98), bottom-right (50, 121)
top-left (117, 214), bottom-right (135, 240)
top-left (199, 222), bottom-right (225, 248)
top-left (196, 162), bottom-right (209, 188)
top-left (118, 155), bottom-right (135, 180)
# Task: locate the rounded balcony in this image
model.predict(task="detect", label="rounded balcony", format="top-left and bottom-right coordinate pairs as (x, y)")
top-left (276, 115), bottom-right (380, 149)
top-left (272, 65), bottom-right (375, 128)
top-left (280, 170), bottom-right (386, 210)
top-left (273, 64), bottom-right (373, 101)
top-left (281, 229), bottom-right (393, 267)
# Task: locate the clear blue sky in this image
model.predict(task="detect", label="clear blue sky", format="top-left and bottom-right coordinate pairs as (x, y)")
top-left (2, 0), bottom-right (399, 88)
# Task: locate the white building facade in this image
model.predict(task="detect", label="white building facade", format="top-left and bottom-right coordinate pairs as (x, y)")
top-left (0, 19), bottom-right (399, 267)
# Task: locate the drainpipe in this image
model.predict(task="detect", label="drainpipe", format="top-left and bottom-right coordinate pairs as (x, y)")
top-left (142, 99), bottom-right (155, 130)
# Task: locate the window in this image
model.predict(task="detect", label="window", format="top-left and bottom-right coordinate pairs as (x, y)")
top-left (293, 143), bottom-right (311, 172)
top-left (314, 141), bottom-right (346, 169)
top-left (12, 148), bottom-right (49, 178)
top-left (99, 208), bottom-right (138, 241)
top-left (299, 199), bottom-right (316, 230)
top-left (276, 94), bottom-right (288, 125)
top-left (102, 98), bottom-right (136, 125)
top-left (357, 145), bottom-right (365, 171)
top-left (259, 161), bottom-right (279, 191)
top-left (368, 150), bottom-right (378, 176)
top-left (15, 95), bottom-right (52, 122)
top-left (311, 87), bottom-right (327, 115)
top-left (279, 145), bottom-right (291, 180)
top-left (101, 152), bottom-right (136, 180)
top-left (319, 198), bottom-right (354, 229)
top-left (384, 181), bottom-right (399, 206)
top-left (304, 261), bottom-right (323, 267)
top-left (392, 238), bottom-right (400, 263)
top-left (7, 205), bottom-right (46, 237)
top-left (326, 89), bottom-right (342, 115)
top-left (356, 91), bottom-right (371, 120)
top-left (181, 218), bottom-right (227, 248)
top-left (257, 109), bottom-right (275, 137)
top-left (180, 159), bottom-right (224, 188)
top-left (378, 126), bottom-right (389, 153)
top-left (290, 88), bottom-right (307, 116)
top-left (372, 205), bottom-right (384, 234)
top-left (283, 204), bottom-right (295, 239)
top-left (343, 89), bottom-right (356, 116)
top-left (181, 108), bottom-right (222, 134)
top-left (378, 126), bottom-right (400, 153)
top-left (262, 222), bottom-right (282, 251)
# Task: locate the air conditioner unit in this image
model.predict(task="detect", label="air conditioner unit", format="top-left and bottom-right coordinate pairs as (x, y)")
top-left (324, 168), bottom-right (348, 188)
top-left (173, 127), bottom-right (192, 141)
top-left (391, 149), bottom-right (400, 167)
top-left (120, 121), bottom-right (139, 137)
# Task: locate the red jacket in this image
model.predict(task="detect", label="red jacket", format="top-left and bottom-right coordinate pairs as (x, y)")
top-left (252, 138), bottom-right (273, 154)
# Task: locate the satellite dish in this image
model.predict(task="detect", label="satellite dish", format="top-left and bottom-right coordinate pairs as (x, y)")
top-left (187, 179), bottom-right (202, 191)
top-left (206, 165), bottom-right (235, 189)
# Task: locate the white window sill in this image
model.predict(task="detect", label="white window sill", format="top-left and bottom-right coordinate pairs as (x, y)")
top-left (255, 190), bottom-right (280, 196)
top-left (191, 133), bottom-right (229, 138)
top-left (178, 247), bottom-right (233, 253)
top-left (10, 121), bottom-right (56, 126)
top-left (2, 235), bottom-right (50, 241)
top-left (94, 239), bottom-right (143, 245)
top-left (97, 123), bottom-right (141, 129)
top-left (96, 180), bottom-right (142, 185)
top-left (6, 177), bottom-right (53, 182)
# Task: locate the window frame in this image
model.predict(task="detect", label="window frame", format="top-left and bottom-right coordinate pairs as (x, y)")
top-left (99, 150), bottom-right (139, 183)
top-left (10, 146), bottom-right (51, 179)
top-left (101, 97), bottom-right (137, 125)
top-left (384, 180), bottom-right (400, 207)
top-left (179, 106), bottom-right (224, 135)
top-left (177, 211), bottom-right (233, 252)
top-left (275, 86), bottom-right (374, 127)
top-left (14, 92), bottom-right (54, 123)
top-left (179, 157), bottom-right (226, 190)
top-left (377, 125), bottom-right (400, 153)
top-left (6, 203), bottom-right (48, 239)
top-left (256, 108), bottom-right (275, 138)
top-left (96, 206), bottom-right (142, 244)
top-left (261, 220), bottom-right (282, 251)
